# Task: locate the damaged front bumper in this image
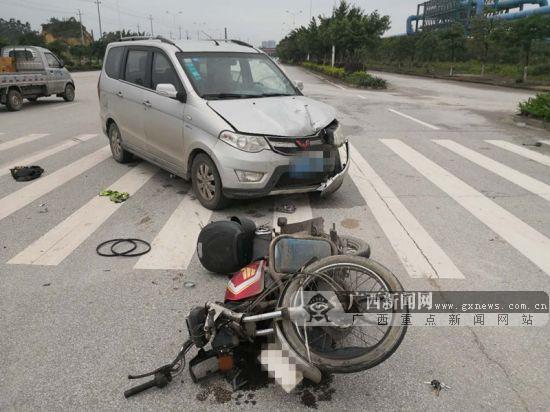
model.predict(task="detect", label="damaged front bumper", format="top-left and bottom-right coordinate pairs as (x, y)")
top-left (223, 141), bottom-right (350, 199)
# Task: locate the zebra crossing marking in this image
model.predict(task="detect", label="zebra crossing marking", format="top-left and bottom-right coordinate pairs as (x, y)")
top-left (0, 134), bottom-right (98, 177)
top-left (435, 139), bottom-right (550, 203)
top-left (382, 139), bottom-right (550, 277)
top-left (0, 146), bottom-right (111, 222)
top-left (134, 194), bottom-right (212, 270)
top-left (349, 144), bottom-right (464, 279)
top-left (8, 162), bottom-right (157, 266)
top-left (486, 140), bottom-right (550, 168)
top-left (0, 134), bottom-right (49, 152)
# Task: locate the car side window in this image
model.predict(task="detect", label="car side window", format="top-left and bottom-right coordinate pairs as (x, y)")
top-left (124, 49), bottom-right (149, 87)
top-left (45, 52), bottom-right (61, 68)
top-left (105, 47), bottom-right (124, 79)
top-left (151, 52), bottom-right (182, 91)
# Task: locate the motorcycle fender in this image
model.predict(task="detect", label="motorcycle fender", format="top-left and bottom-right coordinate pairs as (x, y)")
top-left (225, 260), bottom-right (265, 302)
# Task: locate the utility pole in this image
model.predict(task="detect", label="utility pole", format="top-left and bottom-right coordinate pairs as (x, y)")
top-left (116, 0), bottom-right (122, 34)
top-left (186, 30), bottom-right (190, 40)
top-left (77, 9), bottom-right (85, 45)
top-left (148, 15), bottom-right (154, 36)
top-left (137, 23), bottom-right (141, 35)
top-left (94, 0), bottom-right (103, 39)
top-left (179, 25), bottom-right (182, 40)
top-left (224, 27), bottom-right (228, 40)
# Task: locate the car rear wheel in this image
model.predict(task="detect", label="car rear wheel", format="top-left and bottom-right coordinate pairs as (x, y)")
top-left (6, 89), bottom-right (23, 111)
top-left (63, 84), bottom-right (75, 102)
top-left (191, 154), bottom-right (229, 210)
top-left (108, 122), bottom-right (133, 163)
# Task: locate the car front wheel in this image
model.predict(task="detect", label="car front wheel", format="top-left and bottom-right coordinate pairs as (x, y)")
top-left (191, 153), bottom-right (229, 210)
top-left (63, 84), bottom-right (75, 102)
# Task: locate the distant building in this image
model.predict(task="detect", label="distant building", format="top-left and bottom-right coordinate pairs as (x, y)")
top-left (260, 40), bottom-right (277, 56)
top-left (261, 40), bottom-right (276, 49)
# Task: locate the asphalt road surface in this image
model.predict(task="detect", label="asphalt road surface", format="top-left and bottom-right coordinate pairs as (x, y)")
top-left (1, 66), bottom-right (549, 411)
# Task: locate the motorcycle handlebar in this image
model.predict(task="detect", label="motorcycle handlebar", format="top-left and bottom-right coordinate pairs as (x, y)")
top-left (124, 379), bottom-right (157, 398)
top-left (124, 372), bottom-right (171, 398)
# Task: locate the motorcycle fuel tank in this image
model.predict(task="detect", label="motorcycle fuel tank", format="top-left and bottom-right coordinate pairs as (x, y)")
top-left (225, 260), bottom-right (265, 302)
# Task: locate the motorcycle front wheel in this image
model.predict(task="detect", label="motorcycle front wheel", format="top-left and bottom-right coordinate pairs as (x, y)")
top-left (278, 255), bottom-right (407, 374)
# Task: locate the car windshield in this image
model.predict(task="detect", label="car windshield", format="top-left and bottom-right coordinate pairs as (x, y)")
top-left (176, 52), bottom-right (298, 100)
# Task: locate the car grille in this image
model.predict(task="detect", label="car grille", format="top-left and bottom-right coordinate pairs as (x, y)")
top-left (266, 121), bottom-right (339, 155)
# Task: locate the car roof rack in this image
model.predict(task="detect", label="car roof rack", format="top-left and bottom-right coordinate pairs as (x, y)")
top-left (118, 35), bottom-right (183, 52)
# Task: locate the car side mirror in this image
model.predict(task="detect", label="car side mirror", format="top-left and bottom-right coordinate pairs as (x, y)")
top-left (156, 83), bottom-right (179, 99)
top-left (296, 81), bottom-right (304, 91)
top-left (59, 60), bottom-right (65, 68)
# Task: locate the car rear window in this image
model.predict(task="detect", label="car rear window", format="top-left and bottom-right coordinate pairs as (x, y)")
top-left (105, 47), bottom-right (124, 79)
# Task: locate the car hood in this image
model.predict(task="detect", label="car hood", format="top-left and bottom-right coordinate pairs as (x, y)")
top-left (207, 96), bottom-right (336, 136)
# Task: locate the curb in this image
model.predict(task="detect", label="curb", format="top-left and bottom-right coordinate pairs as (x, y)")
top-left (368, 67), bottom-right (550, 93)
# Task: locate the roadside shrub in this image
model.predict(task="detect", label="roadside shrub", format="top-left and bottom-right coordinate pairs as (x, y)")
top-left (346, 71), bottom-right (387, 89)
top-left (302, 61), bottom-right (346, 79)
top-left (302, 62), bottom-right (386, 89)
top-left (519, 93), bottom-right (550, 121)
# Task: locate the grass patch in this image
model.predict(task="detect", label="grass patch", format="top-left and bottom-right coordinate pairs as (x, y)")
top-left (519, 93), bottom-right (550, 121)
top-left (302, 61), bottom-right (387, 89)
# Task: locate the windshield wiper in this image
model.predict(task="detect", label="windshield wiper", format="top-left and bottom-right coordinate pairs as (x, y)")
top-left (202, 93), bottom-right (258, 100)
top-left (258, 93), bottom-right (294, 97)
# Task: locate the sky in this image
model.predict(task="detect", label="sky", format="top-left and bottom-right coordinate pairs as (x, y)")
top-left (0, 0), bottom-right (416, 45)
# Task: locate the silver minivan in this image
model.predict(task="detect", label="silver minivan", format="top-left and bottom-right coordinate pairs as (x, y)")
top-left (99, 37), bottom-right (349, 210)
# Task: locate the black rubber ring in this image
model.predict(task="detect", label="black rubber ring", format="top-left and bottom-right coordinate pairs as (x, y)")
top-left (121, 239), bottom-right (151, 257)
top-left (96, 238), bottom-right (151, 257)
top-left (111, 239), bottom-right (137, 256)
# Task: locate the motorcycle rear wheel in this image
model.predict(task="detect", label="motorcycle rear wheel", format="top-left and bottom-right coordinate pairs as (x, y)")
top-left (278, 255), bottom-right (407, 374)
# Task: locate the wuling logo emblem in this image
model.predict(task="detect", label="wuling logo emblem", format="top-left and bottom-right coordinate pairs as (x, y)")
top-left (295, 139), bottom-right (311, 150)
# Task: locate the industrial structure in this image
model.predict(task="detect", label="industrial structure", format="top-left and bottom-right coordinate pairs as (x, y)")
top-left (407, 0), bottom-right (550, 35)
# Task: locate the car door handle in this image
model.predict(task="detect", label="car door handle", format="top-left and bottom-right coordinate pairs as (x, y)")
top-left (116, 91), bottom-right (124, 98)
top-left (142, 100), bottom-right (152, 108)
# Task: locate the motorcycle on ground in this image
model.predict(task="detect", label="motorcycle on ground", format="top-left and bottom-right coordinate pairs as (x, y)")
top-left (124, 217), bottom-right (407, 398)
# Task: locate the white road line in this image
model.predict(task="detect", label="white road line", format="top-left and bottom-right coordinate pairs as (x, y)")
top-left (0, 146), bottom-right (111, 222)
top-left (435, 140), bottom-right (550, 203)
top-left (52, 102), bottom-right (80, 110)
top-left (388, 109), bottom-right (440, 130)
top-left (134, 194), bottom-right (212, 270)
top-left (349, 144), bottom-right (463, 279)
top-left (273, 195), bottom-right (313, 229)
top-left (312, 73), bottom-right (347, 90)
top-left (0, 134), bottom-right (98, 177)
top-left (356, 95), bottom-right (367, 100)
top-left (0, 134), bottom-right (49, 152)
top-left (382, 139), bottom-right (550, 277)
top-left (486, 140), bottom-right (550, 167)
top-left (8, 163), bottom-right (157, 266)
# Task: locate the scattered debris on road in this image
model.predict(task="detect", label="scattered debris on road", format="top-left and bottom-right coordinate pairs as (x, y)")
top-left (274, 203), bottom-right (296, 214)
top-left (184, 281), bottom-right (196, 289)
top-left (10, 166), bottom-right (44, 182)
top-left (99, 189), bottom-right (129, 203)
top-left (38, 203), bottom-right (48, 213)
top-left (424, 379), bottom-right (451, 396)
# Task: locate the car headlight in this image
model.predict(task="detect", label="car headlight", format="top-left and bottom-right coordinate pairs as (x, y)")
top-left (332, 123), bottom-right (346, 147)
top-left (219, 131), bottom-right (269, 153)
